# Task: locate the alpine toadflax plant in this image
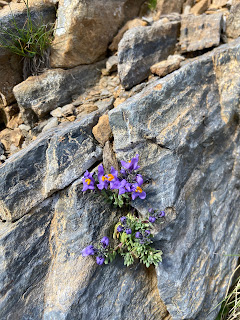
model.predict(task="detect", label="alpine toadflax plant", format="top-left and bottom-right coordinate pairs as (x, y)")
top-left (81, 154), bottom-right (146, 207)
top-left (81, 155), bottom-right (165, 268)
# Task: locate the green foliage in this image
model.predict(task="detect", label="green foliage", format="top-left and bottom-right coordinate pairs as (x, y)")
top-left (148, 0), bottom-right (157, 11)
top-left (0, 0), bottom-right (54, 59)
top-left (101, 190), bottom-right (130, 208)
top-left (113, 214), bottom-right (162, 268)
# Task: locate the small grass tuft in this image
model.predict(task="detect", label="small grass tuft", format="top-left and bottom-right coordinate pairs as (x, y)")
top-left (0, 0), bottom-right (54, 79)
top-left (216, 258), bottom-right (240, 320)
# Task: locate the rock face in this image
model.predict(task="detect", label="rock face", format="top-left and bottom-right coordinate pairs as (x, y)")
top-left (226, 2), bottom-right (240, 38)
top-left (13, 61), bottom-right (105, 126)
top-left (0, 1), bottom-right (56, 106)
top-left (118, 20), bottom-right (180, 89)
top-left (51, 0), bottom-right (145, 68)
top-left (180, 13), bottom-right (223, 52)
top-left (109, 39), bottom-right (240, 319)
top-left (0, 113), bottom-right (102, 221)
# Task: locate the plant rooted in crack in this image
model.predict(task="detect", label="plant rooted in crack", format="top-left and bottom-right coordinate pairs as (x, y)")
top-left (0, 0), bottom-right (55, 79)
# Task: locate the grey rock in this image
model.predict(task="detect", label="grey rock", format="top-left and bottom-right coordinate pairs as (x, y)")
top-left (42, 117), bottom-right (58, 133)
top-left (13, 60), bottom-right (105, 127)
top-left (150, 54), bottom-right (185, 78)
top-left (109, 39), bottom-right (240, 319)
top-left (226, 2), bottom-right (240, 38)
top-left (50, 107), bottom-right (63, 118)
top-left (106, 55), bottom-right (118, 73)
top-left (95, 97), bottom-right (115, 114)
top-left (0, 154), bottom-right (6, 161)
top-left (0, 113), bottom-right (103, 221)
top-left (18, 124), bottom-right (31, 131)
top-left (180, 13), bottom-right (223, 52)
top-left (118, 20), bottom-right (180, 89)
top-left (0, 197), bottom-right (55, 319)
top-left (42, 181), bottom-right (169, 320)
top-left (61, 104), bottom-right (74, 117)
top-left (0, 175), bottom-right (170, 319)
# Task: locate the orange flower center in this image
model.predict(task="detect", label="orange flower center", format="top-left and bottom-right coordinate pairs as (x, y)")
top-left (102, 176), bottom-right (107, 181)
top-left (107, 174), bottom-right (114, 181)
top-left (128, 160), bottom-right (131, 163)
top-left (85, 178), bottom-right (91, 185)
top-left (135, 186), bottom-right (143, 193)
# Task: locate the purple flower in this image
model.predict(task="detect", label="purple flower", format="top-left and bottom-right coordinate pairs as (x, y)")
top-left (120, 168), bottom-right (126, 175)
top-left (82, 170), bottom-right (95, 191)
top-left (120, 216), bottom-right (127, 224)
top-left (125, 182), bottom-right (133, 192)
top-left (82, 245), bottom-right (95, 257)
top-left (97, 164), bottom-right (108, 190)
top-left (118, 179), bottom-right (127, 195)
top-left (125, 228), bottom-right (132, 235)
top-left (117, 225), bottom-right (124, 232)
top-left (121, 154), bottom-right (140, 172)
top-left (159, 211), bottom-right (165, 217)
top-left (107, 167), bottom-right (120, 189)
top-left (145, 230), bottom-right (151, 235)
top-left (101, 236), bottom-right (109, 248)
top-left (149, 216), bottom-right (156, 223)
top-left (96, 256), bottom-right (105, 265)
top-left (135, 231), bottom-right (142, 239)
top-left (148, 208), bottom-right (154, 214)
top-left (136, 174), bottom-right (144, 185)
top-left (131, 183), bottom-right (146, 200)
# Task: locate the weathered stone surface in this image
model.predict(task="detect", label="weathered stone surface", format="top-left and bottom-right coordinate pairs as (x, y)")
top-left (226, 2), bottom-right (240, 38)
top-left (0, 1), bottom-right (56, 106)
top-left (92, 114), bottom-right (112, 146)
top-left (180, 13), bottom-right (223, 52)
top-left (42, 185), bottom-right (170, 320)
top-left (0, 113), bottom-right (102, 221)
top-left (190, 0), bottom-right (210, 14)
top-left (156, 0), bottom-right (185, 15)
top-left (150, 55), bottom-right (185, 77)
top-left (109, 18), bottom-right (148, 52)
top-left (118, 20), bottom-right (180, 89)
top-left (13, 61), bottom-right (105, 127)
top-left (51, 0), bottom-right (145, 68)
top-left (0, 197), bottom-right (55, 320)
top-left (109, 39), bottom-right (240, 319)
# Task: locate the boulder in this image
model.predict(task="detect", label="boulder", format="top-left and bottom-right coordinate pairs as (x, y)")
top-left (118, 19), bottom-right (180, 89)
top-left (109, 39), bottom-right (240, 319)
top-left (0, 1), bottom-right (56, 106)
top-left (226, 2), bottom-right (240, 38)
top-left (0, 113), bottom-right (103, 221)
top-left (13, 60), bottom-right (105, 127)
top-left (180, 13), bottom-right (223, 52)
top-left (51, 0), bottom-right (145, 68)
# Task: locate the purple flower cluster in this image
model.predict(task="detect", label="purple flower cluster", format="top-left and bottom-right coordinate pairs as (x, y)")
top-left (82, 155), bottom-right (146, 201)
top-left (135, 229), bottom-right (152, 245)
top-left (148, 208), bottom-right (166, 224)
top-left (81, 236), bottom-right (110, 265)
top-left (117, 216), bottom-right (132, 235)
